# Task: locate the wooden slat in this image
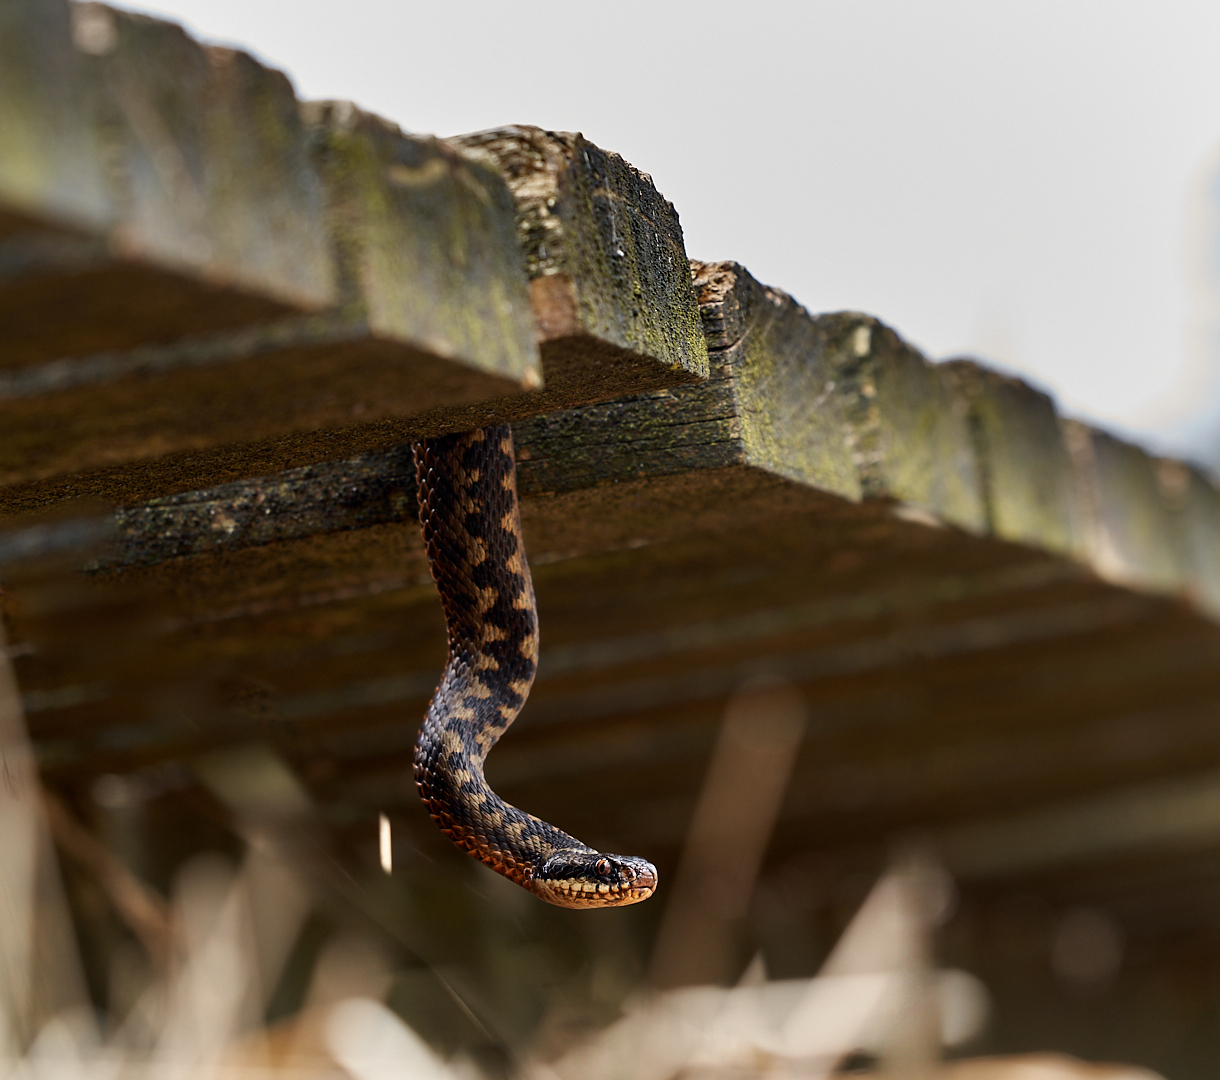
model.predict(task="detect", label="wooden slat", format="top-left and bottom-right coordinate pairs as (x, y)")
top-left (453, 126), bottom-right (709, 393)
top-left (1, 12), bottom-right (712, 512)
top-left (940, 361), bottom-right (1078, 555)
top-left (0, 0), bottom-right (110, 236)
top-left (2, 1), bottom-right (334, 367)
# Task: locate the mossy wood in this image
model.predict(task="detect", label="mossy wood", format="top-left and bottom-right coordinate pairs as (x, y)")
top-left (453, 125), bottom-right (709, 397)
top-left (1, 0), bottom-right (333, 371)
top-left (1, 15), bottom-right (708, 511)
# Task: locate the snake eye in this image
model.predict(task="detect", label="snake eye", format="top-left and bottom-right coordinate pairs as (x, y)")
top-left (595, 857), bottom-right (613, 879)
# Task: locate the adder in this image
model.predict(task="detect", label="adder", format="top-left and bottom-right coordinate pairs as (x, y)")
top-left (412, 425), bottom-right (657, 909)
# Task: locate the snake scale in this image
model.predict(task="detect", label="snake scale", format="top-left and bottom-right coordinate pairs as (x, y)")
top-left (412, 425), bottom-right (657, 908)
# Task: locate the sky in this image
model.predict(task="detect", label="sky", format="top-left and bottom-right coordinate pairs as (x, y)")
top-left (122, 0), bottom-right (1220, 466)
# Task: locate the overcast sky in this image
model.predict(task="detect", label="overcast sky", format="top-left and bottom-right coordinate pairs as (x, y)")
top-left (124, 0), bottom-right (1220, 465)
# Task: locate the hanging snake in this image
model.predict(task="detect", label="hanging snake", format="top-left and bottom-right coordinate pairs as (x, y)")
top-left (412, 425), bottom-right (657, 908)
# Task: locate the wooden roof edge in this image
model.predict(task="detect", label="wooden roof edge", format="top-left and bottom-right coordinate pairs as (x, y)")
top-left (0, 259), bottom-right (1202, 639)
top-left (0, 1), bottom-right (706, 500)
top-left (1, 2), bottom-right (1212, 622)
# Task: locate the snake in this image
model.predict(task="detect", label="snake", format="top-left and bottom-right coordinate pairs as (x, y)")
top-left (412, 425), bottom-right (658, 909)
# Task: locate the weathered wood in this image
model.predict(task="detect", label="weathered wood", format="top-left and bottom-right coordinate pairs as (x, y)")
top-left (0, 114), bottom-right (544, 498)
top-left (1161, 460), bottom-right (1220, 618)
top-left (103, 445), bottom-right (418, 570)
top-left (0, 0), bottom-right (109, 236)
top-left (453, 126), bottom-right (709, 397)
top-left (0, 111), bottom-right (716, 512)
top-left (2, 2), bottom-right (335, 370)
top-left (940, 361), bottom-right (1078, 556)
top-left (0, 8), bottom-right (560, 499)
top-left (302, 102), bottom-right (537, 387)
top-left (1062, 419), bottom-right (1185, 594)
top-left (820, 314), bottom-right (986, 532)
top-left (67, 260), bottom-right (1220, 639)
top-left (76, 4), bottom-right (336, 316)
top-left (512, 261), bottom-right (859, 503)
top-left (85, 261), bottom-right (863, 577)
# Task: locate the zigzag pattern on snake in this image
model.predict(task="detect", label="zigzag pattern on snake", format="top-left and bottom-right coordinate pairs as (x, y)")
top-left (412, 425), bottom-right (657, 909)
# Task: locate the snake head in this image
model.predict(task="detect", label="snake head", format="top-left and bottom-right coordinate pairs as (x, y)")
top-left (532, 849), bottom-right (658, 909)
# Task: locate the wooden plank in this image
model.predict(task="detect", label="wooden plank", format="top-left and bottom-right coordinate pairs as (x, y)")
top-left (821, 313), bottom-right (985, 531)
top-left (86, 260), bottom-right (865, 576)
top-left (75, 4), bottom-right (336, 317)
top-left (0, 0), bottom-right (110, 236)
top-left (1062, 419), bottom-right (1186, 594)
top-left (511, 262), bottom-right (859, 499)
top-left (13, 536), bottom-right (1137, 794)
top-left (453, 126), bottom-right (709, 399)
top-left (2, 2), bottom-right (334, 368)
top-left (0, 107), bottom-right (714, 512)
top-left (0, 7), bottom-right (562, 500)
top-left (0, 112), bottom-right (542, 498)
top-left (57, 261), bottom-right (995, 599)
top-left (940, 361), bottom-right (1078, 555)
top-left (1156, 459), bottom-right (1220, 619)
top-left (302, 102), bottom-right (537, 387)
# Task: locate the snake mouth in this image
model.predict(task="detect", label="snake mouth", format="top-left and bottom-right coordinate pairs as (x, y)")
top-left (628, 867), bottom-right (658, 902)
top-left (536, 879), bottom-right (656, 908)
top-left (531, 855), bottom-right (659, 908)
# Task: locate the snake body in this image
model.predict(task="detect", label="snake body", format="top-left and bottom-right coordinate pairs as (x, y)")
top-left (412, 425), bottom-right (657, 909)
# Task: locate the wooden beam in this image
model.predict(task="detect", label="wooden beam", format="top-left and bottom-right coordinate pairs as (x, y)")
top-left (1, 14), bottom-right (710, 512)
top-left (2, 0), bottom-right (334, 367)
top-left (0, 0), bottom-right (110, 237)
top-left (453, 126), bottom-right (709, 393)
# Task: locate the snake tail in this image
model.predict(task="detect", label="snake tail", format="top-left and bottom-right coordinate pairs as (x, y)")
top-left (412, 424), bottom-right (657, 909)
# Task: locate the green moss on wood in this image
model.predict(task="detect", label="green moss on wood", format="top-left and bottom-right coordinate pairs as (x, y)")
top-left (693, 263), bottom-right (859, 500)
top-left (0, 0), bottom-right (110, 231)
top-left (940, 361), bottom-right (1077, 555)
top-left (453, 127), bottom-right (708, 381)
top-left (1062, 420), bottom-right (1185, 593)
top-left (303, 103), bottom-right (537, 385)
top-left (77, 4), bottom-right (335, 309)
top-left (819, 314), bottom-right (986, 532)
